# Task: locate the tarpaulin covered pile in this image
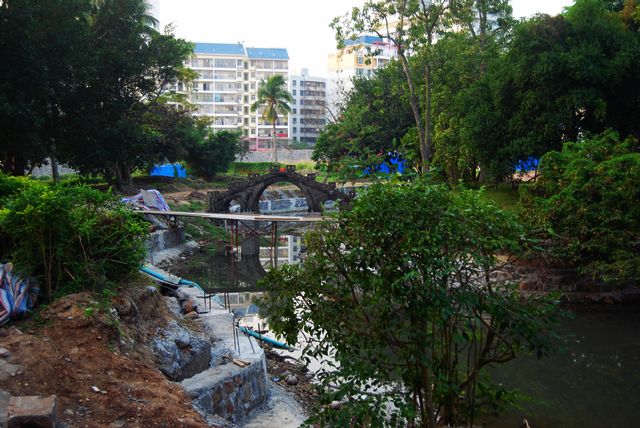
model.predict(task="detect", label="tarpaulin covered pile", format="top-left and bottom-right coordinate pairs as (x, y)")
top-left (121, 189), bottom-right (170, 211)
top-left (0, 263), bottom-right (38, 326)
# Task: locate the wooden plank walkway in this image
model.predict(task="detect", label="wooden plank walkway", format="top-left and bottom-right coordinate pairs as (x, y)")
top-left (134, 209), bottom-right (329, 223)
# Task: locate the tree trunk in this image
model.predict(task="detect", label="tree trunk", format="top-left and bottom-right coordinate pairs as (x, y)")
top-left (397, 50), bottom-right (427, 172)
top-left (272, 122), bottom-right (278, 164)
top-left (50, 141), bottom-right (60, 183)
top-left (423, 60), bottom-right (433, 174)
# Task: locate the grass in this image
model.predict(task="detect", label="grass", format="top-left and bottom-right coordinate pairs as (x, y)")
top-left (477, 183), bottom-right (519, 212)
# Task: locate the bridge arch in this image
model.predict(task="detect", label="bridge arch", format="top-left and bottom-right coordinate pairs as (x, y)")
top-left (247, 175), bottom-right (319, 213)
top-left (208, 167), bottom-right (353, 213)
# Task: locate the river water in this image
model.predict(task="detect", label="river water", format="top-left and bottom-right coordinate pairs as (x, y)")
top-left (172, 223), bottom-right (640, 427)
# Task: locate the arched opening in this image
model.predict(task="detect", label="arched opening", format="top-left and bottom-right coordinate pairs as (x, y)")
top-left (228, 198), bottom-right (241, 213)
top-left (248, 177), bottom-right (316, 214)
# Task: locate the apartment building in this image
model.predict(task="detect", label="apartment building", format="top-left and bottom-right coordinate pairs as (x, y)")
top-left (327, 35), bottom-right (397, 113)
top-left (185, 43), bottom-right (290, 151)
top-left (289, 69), bottom-right (327, 145)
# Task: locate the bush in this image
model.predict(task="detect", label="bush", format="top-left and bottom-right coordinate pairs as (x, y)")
top-left (0, 179), bottom-right (148, 301)
top-left (520, 131), bottom-right (640, 283)
top-left (185, 130), bottom-right (249, 180)
top-left (259, 181), bottom-right (560, 427)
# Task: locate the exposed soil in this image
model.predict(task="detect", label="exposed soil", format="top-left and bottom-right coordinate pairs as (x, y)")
top-left (0, 283), bottom-right (207, 427)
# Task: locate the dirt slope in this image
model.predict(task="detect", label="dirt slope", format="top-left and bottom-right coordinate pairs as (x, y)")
top-left (0, 285), bottom-right (207, 427)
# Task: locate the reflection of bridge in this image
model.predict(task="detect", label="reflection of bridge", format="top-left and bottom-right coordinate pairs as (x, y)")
top-left (208, 165), bottom-right (354, 213)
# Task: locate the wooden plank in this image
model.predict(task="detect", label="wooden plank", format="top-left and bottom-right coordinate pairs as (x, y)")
top-left (134, 209), bottom-right (329, 223)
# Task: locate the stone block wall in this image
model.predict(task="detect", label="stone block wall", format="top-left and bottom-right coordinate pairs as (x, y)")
top-left (189, 358), bottom-right (268, 425)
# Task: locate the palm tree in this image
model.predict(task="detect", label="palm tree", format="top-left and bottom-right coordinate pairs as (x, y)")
top-left (250, 75), bottom-right (292, 163)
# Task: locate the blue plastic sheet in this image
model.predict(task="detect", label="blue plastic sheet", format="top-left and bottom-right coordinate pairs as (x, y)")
top-left (150, 164), bottom-right (187, 178)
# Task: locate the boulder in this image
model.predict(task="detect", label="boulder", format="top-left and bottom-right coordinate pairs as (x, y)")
top-left (153, 321), bottom-right (211, 381)
top-left (7, 395), bottom-right (57, 428)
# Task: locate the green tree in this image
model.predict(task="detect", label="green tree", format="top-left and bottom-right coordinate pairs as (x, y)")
top-left (313, 60), bottom-right (415, 179)
top-left (61, 1), bottom-right (194, 189)
top-left (520, 131), bottom-right (640, 283)
top-left (184, 129), bottom-right (249, 180)
top-left (0, 0), bottom-right (93, 177)
top-left (332, 0), bottom-right (512, 174)
top-left (260, 181), bottom-right (560, 427)
top-left (466, 0), bottom-right (640, 181)
top-left (250, 75), bottom-right (292, 164)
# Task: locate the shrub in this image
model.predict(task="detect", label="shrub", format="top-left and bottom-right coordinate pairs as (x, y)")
top-left (0, 181), bottom-right (148, 301)
top-left (259, 181), bottom-right (560, 427)
top-left (185, 130), bottom-right (249, 180)
top-left (520, 131), bottom-right (640, 283)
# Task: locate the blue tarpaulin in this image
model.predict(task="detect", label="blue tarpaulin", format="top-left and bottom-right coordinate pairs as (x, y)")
top-left (150, 164), bottom-right (187, 178)
top-left (362, 153), bottom-right (407, 176)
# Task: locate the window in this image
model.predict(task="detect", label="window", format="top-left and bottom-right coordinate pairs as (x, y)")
top-left (251, 83), bottom-right (255, 90)
top-left (292, 80), bottom-right (297, 86)
top-left (244, 84), bottom-right (248, 91)
top-left (300, 90), bottom-right (305, 96)
top-left (251, 117), bottom-right (256, 123)
top-left (202, 83), bottom-right (210, 91)
top-left (292, 89), bottom-right (296, 95)
top-left (293, 127), bottom-right (297, 133)
top-left (357, 56), bottom-right (364, 65)
top-left (293, 108), bottom-right (297, 114)
top-left (251, 95), bottom-right (256, 101)
top-left (244, 72), bottom-right (249, 80)
top-left (293, 118), bottom-right (297, 124)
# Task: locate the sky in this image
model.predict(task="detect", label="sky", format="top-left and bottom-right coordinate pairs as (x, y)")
top-left (156, 0), bottom-right (574, 78)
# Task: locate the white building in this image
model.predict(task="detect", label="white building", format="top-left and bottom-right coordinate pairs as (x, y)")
top-left (289, 69), bottom-right (327, 145)
top-left (185, 43), bottom-right (290, 152)
top-left (326, 35), bottom-right (397, 115)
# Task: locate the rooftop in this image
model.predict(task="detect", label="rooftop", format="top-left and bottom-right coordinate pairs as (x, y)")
top-left (193, 42), bottom-right (245, 55)
top-left (246, 47), bottom-right (289, 60)
top-left (344, 35), bottom-right (389, 46)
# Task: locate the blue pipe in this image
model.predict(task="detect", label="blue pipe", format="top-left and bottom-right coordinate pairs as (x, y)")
top-left (238, 325), bottom-right (293, 351)
top-left (139, 266), bottom-right (205, 294)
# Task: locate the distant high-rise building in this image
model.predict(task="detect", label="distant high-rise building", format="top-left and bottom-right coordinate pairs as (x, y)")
top-left (327, 35), bottom-right (397, 114)
top-left (289, 69), bottom-right (327, 145)
top-left (184, 43), bottom-right (289, 152)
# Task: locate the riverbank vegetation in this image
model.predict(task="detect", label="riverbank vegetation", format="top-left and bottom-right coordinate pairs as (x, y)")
top-left (0, 175), bottom-right (148, 301)
top-left (259, 181), bottom-right (562, 427)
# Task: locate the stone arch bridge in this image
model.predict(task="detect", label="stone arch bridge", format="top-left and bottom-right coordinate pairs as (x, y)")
top-left (208, 165), bottom-right (354, 213)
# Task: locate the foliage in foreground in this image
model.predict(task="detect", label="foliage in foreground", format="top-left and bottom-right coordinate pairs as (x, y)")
top-left (259, 181), bottom-right (560, 427)
top-left (0, 175), bottom-right (148, 301)
top-left (520, 131), bottom-right (640, 283)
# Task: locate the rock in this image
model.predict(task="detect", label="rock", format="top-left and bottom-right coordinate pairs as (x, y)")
top-left (0, 389), bottom-right (11, 428)
top-left (184, 311), bottom-right (199, 320)
top-left (222, 380), bottom-right (235, 394)
top-left (114, 298), bottom-right (131, 316)
top-left (0, 348), bottom-right (10, 358)
top-left (145, 285), bottom-right (158, 294)
top-left (285, 375), bottom-right (299, 386)
top-left (518, 277), bottom-right (538, 291)
top-left (182, 298), bottom-right (196, 314)
top-left (165, 297), bottom-right (182, 317)
top-left (329, 400), bottom-right (341, 410)
top-left (602, 296), bottom-right (615, 305)
top-left (7, 395), bottom-right (57, 428)
top-left (152, 321), bottom-right (211, 381)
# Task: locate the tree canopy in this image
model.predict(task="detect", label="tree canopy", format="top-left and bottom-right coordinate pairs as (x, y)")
top-left (251, 75), bottom-right (292, 164)
top-left (259, 181), bottom-right (560, 427)
top-left (0, 0), bottom-right (201, 188)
